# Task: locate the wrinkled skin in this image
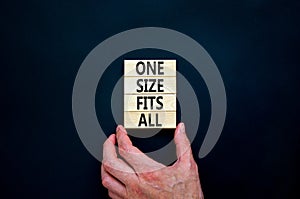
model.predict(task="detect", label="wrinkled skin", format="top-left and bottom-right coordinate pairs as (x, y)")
top-left (101, 123), bottom-right (204, 199)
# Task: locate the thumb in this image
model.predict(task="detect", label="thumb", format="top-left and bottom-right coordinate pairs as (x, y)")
top-left (174, 123), bottom-right (193, 161)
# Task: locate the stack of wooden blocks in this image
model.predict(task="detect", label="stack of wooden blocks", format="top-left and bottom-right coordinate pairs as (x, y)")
top-left (124, 60), bottom-right (176, 129)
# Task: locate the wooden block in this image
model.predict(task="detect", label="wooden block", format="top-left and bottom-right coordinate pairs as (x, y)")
top-left (124, 111), bottom-right (176, 128)
top-left (124, 60), bottom-right (176, 77)
top-left (124, 94), bottom-right (176, 111)
top-left (123, 59), bottom-right (176, 129)
top-left (124, 77), bottom-right (176, 94)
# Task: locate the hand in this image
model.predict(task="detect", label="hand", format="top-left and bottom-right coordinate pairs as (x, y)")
top-left (101, 123), bottom-right (204, 199)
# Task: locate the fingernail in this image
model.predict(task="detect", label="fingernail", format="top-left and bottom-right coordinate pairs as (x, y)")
top-left (117, 125), bottom-right (126, 134)
top-left (179, 123), bottom-right (185, 133)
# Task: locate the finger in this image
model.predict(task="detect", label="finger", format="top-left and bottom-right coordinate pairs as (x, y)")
top-left (174, 123), bottom-right (193, 162)
top-left (115, 125), bottom-right (132, 150)
top-left (108, 191), bottom-right (123, 199)
top-left (103, 134), bottom-right (117, 161)
top-left (102, 134), bottom-right (137, 184)
top-left (116, 125), bottom-right (165, 173)
top-left (101, 165), bottom-right (126, 198)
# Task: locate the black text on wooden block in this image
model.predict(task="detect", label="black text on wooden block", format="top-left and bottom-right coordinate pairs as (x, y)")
top-left (124, 60), bottom-right (176, 128)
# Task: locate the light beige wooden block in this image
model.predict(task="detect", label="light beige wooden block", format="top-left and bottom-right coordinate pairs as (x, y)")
top-left (124, 77), bottom-right (176, 94)
top-left (124, 60), bottom-right (176, 77)
top-left (123, 59), bottom-right (176, 129)
top-left (124, 111), bottom-right (176, 128)
top-left (124, 94), bottom-right (176, 111)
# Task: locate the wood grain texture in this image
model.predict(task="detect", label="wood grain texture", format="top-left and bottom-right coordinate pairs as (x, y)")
top-left (124, 111), bottom-right (176, 128)
top-left (124, 94), bottom-right (176, 111)
top-left (124, 60), bottom-right (176, 77)
top-left (124, 77), bottom-right (176, 94)
top-left (124, 59), bottom-right (176, 129)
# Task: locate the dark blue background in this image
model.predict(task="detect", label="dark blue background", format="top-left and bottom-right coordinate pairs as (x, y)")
top-left (1, 0), bottom-right (299, 198)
